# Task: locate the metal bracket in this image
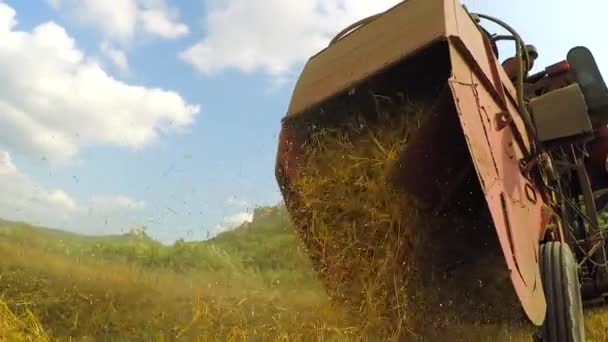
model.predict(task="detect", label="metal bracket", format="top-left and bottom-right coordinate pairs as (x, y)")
top-left (495, 111), bottom-right (512, 131)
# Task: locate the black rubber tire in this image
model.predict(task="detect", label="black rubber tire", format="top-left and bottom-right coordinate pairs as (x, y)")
top-left (540, 241), bottom-right (585, 342)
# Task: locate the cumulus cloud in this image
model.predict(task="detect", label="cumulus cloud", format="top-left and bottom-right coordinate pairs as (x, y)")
top-left (139, 8), bottom-right (189, 39)
top-left (89, 195), bottom-right (146, 211)
top-left (212, 211), bottom-right (253, 235)
top-left (180, 0), bottom-right (401, 77)
top-left (0, 150), bottom-right (77, 225)
top-left (0, 2), bottom-right (200, 164)
top-left (0, 150), bottom-right (145, 233)
top-left (46, 0), bottom-right (189, 42)
top-left (100, 41), bottom-right (129, 71)
top-left (226, 195), bottom-right (250, 208)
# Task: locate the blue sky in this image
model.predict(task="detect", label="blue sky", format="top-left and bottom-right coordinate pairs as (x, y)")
top-left (0, 0), bottom-right (606, 243)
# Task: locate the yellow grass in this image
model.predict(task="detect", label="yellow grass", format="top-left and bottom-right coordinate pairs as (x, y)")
top-left (586, 308), bottom-right (608, 341)
top-left (291, 97), bottom-right (427, 338)
top-left (1, 228), bottom-right (608, 341)
top-left (0, 299), bottom-right (48, 342)
top-left (282, 87), bottom-right (608, 340)
top-left (0, 240), bottom-right (359, 341)
top-left (289, 91), bottom-right (536, 339)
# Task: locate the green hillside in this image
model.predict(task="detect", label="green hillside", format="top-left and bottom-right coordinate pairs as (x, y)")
top-left (0, 205), bottom-right (338, 341)
top-left (1, 207), bottom-right (608, 341)
top-left (0, 205), bottom-right (317, 287)
top-left (0, 218), bottom-right (160, 254)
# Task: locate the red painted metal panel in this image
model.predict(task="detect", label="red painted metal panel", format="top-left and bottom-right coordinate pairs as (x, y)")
top-left (287, 0), bottom-right (447, 117)
top-left (276, 0), bottom-right (549, 326)
top-left (446, 2), bottom-right (546, 325)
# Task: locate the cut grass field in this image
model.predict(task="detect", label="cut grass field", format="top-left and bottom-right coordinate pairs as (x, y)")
top-left (0, 241), bottom-right (350, 341)
top-left (1, 208), bottom-right (608, 341)
top-left (0, 212), bottom-right (360, 341)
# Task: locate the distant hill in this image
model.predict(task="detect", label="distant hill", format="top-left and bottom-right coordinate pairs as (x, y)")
top-left (0, 205), bottom-right (316, 286)
top-left (0, 218), bottom-right (160, 253)
top-left (207, 205), bottom-right (313, 273)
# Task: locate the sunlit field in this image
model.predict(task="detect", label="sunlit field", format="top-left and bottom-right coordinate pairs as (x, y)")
top-left (1, 210), bottom-right (607, 341)
top-left (1, 0), bottom-right (607, 340)
top-left (0, 210), bottom-right (353, 341)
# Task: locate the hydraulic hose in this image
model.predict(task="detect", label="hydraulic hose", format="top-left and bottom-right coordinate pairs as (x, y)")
top-left (472, 13), bottom-right (543, 156)
top-left (330, 10), bottom-right (543, 159)
top-left (329, 13), bottom-right (385, 46)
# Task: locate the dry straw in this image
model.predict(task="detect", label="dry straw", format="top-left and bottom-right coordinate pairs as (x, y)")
top-left (0, 299), bottom-right (48, 342)
top-left (291, 90), bottom-right (530, 339)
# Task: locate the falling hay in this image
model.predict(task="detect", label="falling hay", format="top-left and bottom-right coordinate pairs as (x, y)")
top-left (291, 92), bottom-right (425, 335)
top-left (0, 299), bottom-right (48, 342)
top-left (290, 90), bottom-right (533, 340)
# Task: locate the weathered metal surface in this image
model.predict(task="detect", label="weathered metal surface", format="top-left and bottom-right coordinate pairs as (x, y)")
top-left (445, 1), bottom-right (546, 325)
top-left (587, 126), bottom-right (608, 190)
top-left (529, 83), bottom-right (593, 143)
top-left (276, 0), bottom-right (548, 326)
top-left (286, 0), bottom-right (447, 117)
top-left (568, 46), bottom-right (608, 127)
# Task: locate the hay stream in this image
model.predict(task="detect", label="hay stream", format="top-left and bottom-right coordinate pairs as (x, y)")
top-left (0, 299), bottom-right (48, 341)
top-left (291, 91), bottom-right (534, 340)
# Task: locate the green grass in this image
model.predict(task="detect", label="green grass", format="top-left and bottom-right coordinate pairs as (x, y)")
top-left (1, 206), bottom-right (607, 341)
top-left (0, 206), bottom-right (317, 286)
top-left (0, 207), bottom-right (357, 341)
top-left (0, 240), bottom-right (348, 341)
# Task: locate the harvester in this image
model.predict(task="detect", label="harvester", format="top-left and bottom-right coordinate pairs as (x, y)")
top-left (274, 0), bottom-right (608, 340)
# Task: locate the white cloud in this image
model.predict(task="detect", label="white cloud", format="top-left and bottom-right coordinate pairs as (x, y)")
top-left (100, 41), bottom-right (129, 71)
top-left (0, 150), bottom-right (16, 174)
top-left (226, 195), bottom-right (249, 208)
top-left (0, 150), bottom-right (79, 226)
top-left (0, 2), bottom-right (200, 164)
top-left (180, 0), bottom-right (401, 77)
top-left (0, 150), bottom-right (146, 234)
top-left (140, 8), bottom-right (189, 39)
top-left (89, 195), bottom-right (146, 211)
top-left (46, 0), bottom-right (188, 42)
top-left (212, 211), bottom-right (253, 235)
top-left (46, 0), bottom-right (62, 9)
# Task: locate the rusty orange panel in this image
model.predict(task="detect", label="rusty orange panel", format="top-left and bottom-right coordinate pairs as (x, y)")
top-left (279, 0), bottom-right (547, 326)
top-left (444, 0), bottom-right (532, 153)
top-left (286, 0), bottom-right (447, 117)
top-left (446, 3), bottom-right (546, 325)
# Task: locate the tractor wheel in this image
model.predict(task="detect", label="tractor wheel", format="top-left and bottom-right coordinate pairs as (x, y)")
top-left (539, 241), bottom-right (585, 342)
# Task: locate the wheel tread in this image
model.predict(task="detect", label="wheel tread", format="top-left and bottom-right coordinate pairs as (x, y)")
top-left (540, 241), bottom-right (584, 342)
top-left (543, 242), bottom-right (557, 340)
